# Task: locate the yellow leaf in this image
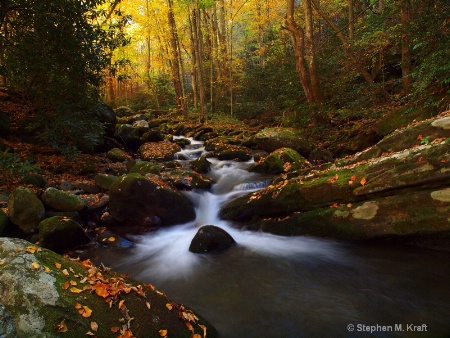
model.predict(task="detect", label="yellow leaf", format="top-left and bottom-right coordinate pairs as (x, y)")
top-left (70, 287), bottom-right (84, 294)
top-left (90, 322), bottom-right (98, 332)
top-left (44, 265), bottom-right (51, 273)
top-left (55, 262), bottom-right (62, 269)
top-left (74, 301), bottom-right (82, 309)
top-left (70, 280), bottom-right (77, 286)
top-left (166, 303), bottom-right (173, 311)
top-left (159, 329), bottom-right (168, 336)
top-left (31, 262), bottom-right (40, 270)
top-left (79, 305), bottom-right (92, 318)
top-left (108, 236), bottom-right (116, 242)
top-left (118, 299), bottom-right (125, 309)
top-left (26, 245), bottom-right (40, 253)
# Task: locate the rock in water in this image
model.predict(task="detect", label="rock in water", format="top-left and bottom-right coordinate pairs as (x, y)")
top-left (189, 225), bottom-right (236, 253)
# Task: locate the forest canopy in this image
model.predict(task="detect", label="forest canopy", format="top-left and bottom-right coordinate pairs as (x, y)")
top-left (0, 0), bottom-right (449, 147)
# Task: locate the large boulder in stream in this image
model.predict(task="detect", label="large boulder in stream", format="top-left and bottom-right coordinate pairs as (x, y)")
top-left (221, 140), bottom-right (450, 240)
top-left (249, 147), bottom-right (312, 174)
top-left (109, 174), bottom-right (195, 227)
top-left (189, 225), bottom-right (236, 253)
top-left (41, 187), bottom-right (86, 212)
top-left (251, 127), bottom-right (314, 157)
top-left (0, 237), bottom-right (218, 338)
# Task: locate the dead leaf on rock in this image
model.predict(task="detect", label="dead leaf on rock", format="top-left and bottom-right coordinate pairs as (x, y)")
top-left (159, 329), bottom-right (167, 337)
top-left (55, 262), bottom-right (62, 269)
top-left (55, 319), bottom-right (68, 332)
top-left (90, 321), bottom-right (98, 332)
top-left (62, 281), bottom-right (69, 290)
top-left (111, 326), bottom-right (121, 333)
top-left (31, 262), bottom-right (40, 270)
top-left (70, 287), bottom-right (84, 294)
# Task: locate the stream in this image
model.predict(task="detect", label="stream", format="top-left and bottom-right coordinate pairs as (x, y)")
top-left (87, 138), bottom-right (450, 337)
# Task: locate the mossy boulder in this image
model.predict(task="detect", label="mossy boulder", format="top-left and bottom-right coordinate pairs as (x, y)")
top-left (114, 106), bottom-right (135, 117)
top-left (162, 169), bottom-right (213, 190)
top-left (0, 237), bottom-right (218, 338)
top-left (19, 174), bottom-right (47, 188)
top-left (107, 148), bottom-right (132, 162)
top-left (253, 127), bottom-right (314, 157)
top-left (191, 154), bottom-right (211, 174)
top-left (109, 174), bottom-right (195, 227)
top-left (114, 124), bottom-right (141, 150)
top-left (204, 136), bottom-right (242, 151)
top-left (141, 129), bottom-right (165, 143)
top-left (138, 141), bottom-right (181, 162)
top-left (249, 148), bottom-right (312, 174)
top-left (189, 225), bottom-right (236, 253)
top-left (221, 142), bottom-right (450, 238)
top-left (8, 187), bottom-right (45, 233)
top-left (94, 174), bottom-right (119, 191)
top-left (38, 216), bottom-right (90, 253)
top-left (214, 144), bottom-right (252, 161)
top-left (173, 137), bottom-right (191, 148)
top-left (129, 161), bottom-right (162, 175)
top-left (42, 188), bottom-right (86, 212)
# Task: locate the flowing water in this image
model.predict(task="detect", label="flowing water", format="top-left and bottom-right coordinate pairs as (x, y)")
top-left (87, 138), bottom-right (450, 337)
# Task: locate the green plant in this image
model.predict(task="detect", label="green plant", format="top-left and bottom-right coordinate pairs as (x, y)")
top-left (0, 148), bottom-right (41, 186)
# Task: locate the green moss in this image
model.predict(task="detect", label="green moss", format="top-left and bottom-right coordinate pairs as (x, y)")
top-left (129, 161), bottom-right (161, 175)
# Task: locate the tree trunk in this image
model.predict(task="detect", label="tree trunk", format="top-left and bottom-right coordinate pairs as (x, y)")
top-left (348, 0), bottom-right (354, 40)
top-left (167, 0), bottom-right (186, 114)
top-left (284, 0), bottom-right (315, 103)
top-left (400, 0), bottom-right (411, 94)
top-left (304, 0), bottom-right (321, 102)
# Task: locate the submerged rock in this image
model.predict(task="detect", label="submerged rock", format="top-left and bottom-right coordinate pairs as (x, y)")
top-left (189, 225), bottom-right (236, 253)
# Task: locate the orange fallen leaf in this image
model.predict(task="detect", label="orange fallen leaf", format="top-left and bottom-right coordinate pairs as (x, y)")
top-left (350, 175), bottom-right (357, 181)
top-left (31, 262), bottom-right (40, 270)
top-left (55, 319), bottom-right (68, 332)
top-left (159, 329), bottom-right (167, 337)
top-left (185, 321), bottom-right (194, 331)
top-left (62, 281), bottom-right (70, 290)
top-left (166, 303), bottom-right (173, 311)
top-left (108, 237), bottom-right (116, 242)
top-left (191, 334), bottom-right (202, 338)
top-left (111, 326), bottom-right (120, 333)
top-left (70, 280), bottom-right (77, 286)
top-left (118, 299), bottom-right (125, 309)
top-left (79, 305), bottom-right (92, 318)
top-left (360, 178), bottom-right (367, 186)
top-left (55, 262), bottom-right (62, 269)
top-left (198, 324), bottom-right (207, 338)
top-left (417, 134), bottom-right (423, 141)
top-left (26, 245), bottom-right (41, 253)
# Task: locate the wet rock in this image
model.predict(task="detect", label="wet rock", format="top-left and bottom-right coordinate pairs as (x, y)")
top-left (74, 181), bottom-right (100, 194)
top-left (132, 120), bottom-right (150, 134)
top-left (162, 169), bottom-right (213, 190)
top-left (189, 225), bottom-right (236, 253)
top-left (8, 187), bottom-right (45, 233)
top-left (109, 174), bottom-right (195, 227)
top-left (191, 154), bottom-right (211, 174)
top-left (41, 187), bottom-right (85, 212)
top-left (0, 304), bottom-right (16, 337)
top-left (215, 144), bottom-right (252, 161)
top-left (38, 216), bottom-right (90, 253)
top-left (0, 237), bottom-right (218, 338)
top-left (141, 129), bottom-right (164, 143)
top-left (138, 141), bottom-right (181, 162)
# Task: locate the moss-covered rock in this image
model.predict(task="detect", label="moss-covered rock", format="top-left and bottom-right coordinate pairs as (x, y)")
top-left (38, 216), bottom-right (90, 253)
top-left (106, 148), bottom-right (132, 162)
top-left (41, 187), bottom-right (86, 212)
top-left (109, 174), bottom-right (195, 227)
top-left (249, 148), bottom-right (312, 174)
top-left (189, 225), bottom-right (236, 253)
top-left (8, 187), bottom-right (45, 233)
top-left (214, 144), bottom-right (252, 161)
top-left (19, 174), bottom-right (47, 188)
top-left (94, 173), bottom-right (119, 191)
top-left (0, 237), bottom-right (218, 338)
top-left (129, 161), bottom-right (162, 175)
top-left (253, 127), bottom-right (314, 156)
top-left (114, 106), bottom-right (135, 117)
top-left (141, 129), bottom-right (165, 143)
top-left (138, 141), bottom-right (181, 162)
top-left (114, 124), bottom-right (141, 150)
top-left (191, 154), bottom-right (211, 174)
top-left (162, 169), bottom-right (213, 190)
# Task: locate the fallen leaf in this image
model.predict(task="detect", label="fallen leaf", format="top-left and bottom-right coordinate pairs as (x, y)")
top-left (191, 334), bottom-right (202, 338)
top-left (0, 260), bottom-right (5, 265)
top-left (55, 262), bottom-right (62, 269)
top-left (360, 177), bottom-right (367, 186)
top-left (44, 265), bottom-right (51, 273)
top-left (350, 175), bottom-right (357, 181)
top-left (159, 329), bottom-right (167, 337)
top-left (74, 301), bottom-right (82, 309)
top-left (185, 321), bottom-right (194, 331)
top-left (70, 287), bottom-right (84, 294)
top-left (198, 324), bottom-right (207, 338)
top-left (118, 299), bottom-right (125, 309)
top-left (62, 269), bottom-right (69, 277)
top-left (108, 237), bottom-right (116, 242)
top-left (111, 326), bottom-right (121, 333)
top-left (417, 134), bottom-right (423, 141)
top-left (146, 301), bottom-right (151, 310)
top-left (55, 319), bottom-right (68, 332)
top-left (90, 322), bottom-right (98, 332)
top-left (70, 280), bottom-right (77, 286)
top-left (26, 245), bottom-right (41, 253)
top-left (166, 303), bottom-right (173, 311)
top-left (31, 262), bottom-right (40, 270)
top-left (79, 305), bottom-right (92, 318)
top-left (85, 331), bottom-right (95, 336)
top-left (62, 281), bottom-right (70, 290)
